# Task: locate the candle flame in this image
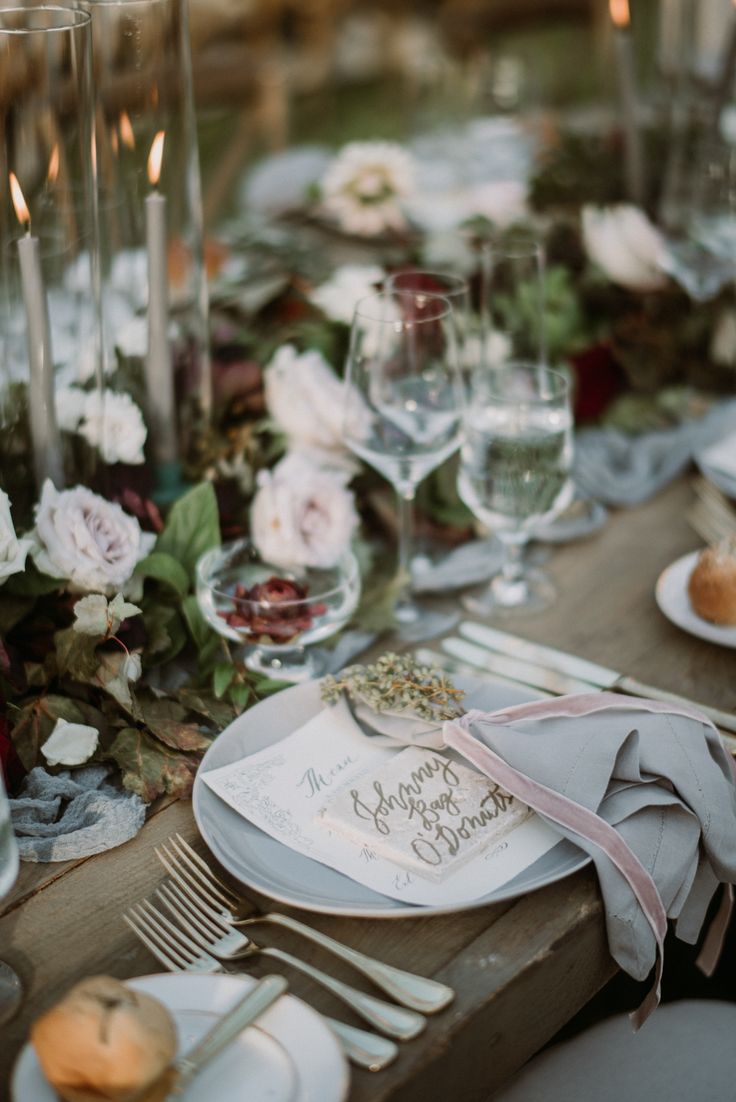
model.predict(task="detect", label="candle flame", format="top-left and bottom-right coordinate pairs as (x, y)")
top-left (119, 111), bottom-right (135, 150)
top-left (9, 172), bottom-right (30, 228)
top-left (147, 130), bottom-right (165, 187)
top-left (610, 0), bottom-right (630, 27)
top-left (47, 144), bottom-right (60, 184)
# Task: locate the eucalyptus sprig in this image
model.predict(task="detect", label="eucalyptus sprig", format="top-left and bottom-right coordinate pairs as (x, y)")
top-left (321, 652), bottom-right (464, 720)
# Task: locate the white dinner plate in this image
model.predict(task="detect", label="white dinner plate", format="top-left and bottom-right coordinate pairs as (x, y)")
top-left (656, 551), bottom-right (736, 648)
top-left (192, 677), bottom-right (589, 918)
top-left (12, 972), bottom-right (349, 1102)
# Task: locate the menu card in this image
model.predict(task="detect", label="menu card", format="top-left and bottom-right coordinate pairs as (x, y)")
top-left (202, 699), bottom-right (561, 906)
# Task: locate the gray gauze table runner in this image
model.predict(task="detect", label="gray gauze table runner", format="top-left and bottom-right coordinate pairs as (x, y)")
top-left (9, 765), bottom-right (146, 861)
top-left (573, 398), bottom-right (736, 506)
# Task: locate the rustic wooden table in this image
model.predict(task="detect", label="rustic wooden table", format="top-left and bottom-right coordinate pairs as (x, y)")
top-left (3, 477), bottom-right (734, 1102)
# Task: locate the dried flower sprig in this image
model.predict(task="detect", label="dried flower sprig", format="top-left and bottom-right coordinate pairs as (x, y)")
top-left (321, 652), bottom-right (464, 720)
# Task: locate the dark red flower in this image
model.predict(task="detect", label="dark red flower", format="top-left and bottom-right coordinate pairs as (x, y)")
top-left (0, 712), bottom-right (24, 795)
top-left (219, 576), bottom-right (324, 643)
top-left (568, 341), bottom-right (625, 423)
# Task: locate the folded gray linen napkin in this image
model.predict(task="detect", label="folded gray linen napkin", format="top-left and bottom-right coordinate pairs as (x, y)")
top-left (442, 693), bottom-right (736, 1026)
top-left (9, 765), bottom-right (146, 862)
top-left (350, 689), bottom-right (736, 1022)
top-left (573, 398), bottom-right (736, 506)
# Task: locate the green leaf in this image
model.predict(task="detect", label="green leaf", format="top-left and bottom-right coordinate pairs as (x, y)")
top-left (142, 603), bottom-right (188, 665)
top-left (96, 650), bottom-right (136, 713)
top-left (229, 682), bottom-right (252, 711)
top-left (10, 699), bottom-right (50, 770)
top-left (175, 688), bottom-right (236, 730)
top-left (55, 626), bottom-right (100, 681)
top-left (141, 697), bottom-right (213, 752)
top-left (252, 676), bottom-right (290, 698)
top-left (181, 595), bottom-right (222, 671)
top-left (5, 562), bottom-right (64, 597)
top-left (213, 662), bottom-right (235, 698)
top-left (107, 726), bottom-right (199, 802)
top-left (154, 482), bottom-right (220, 583)
top-left (134, 552), bottom-right (190, 598)
top-left (0, 595), bottom-right (35, 635)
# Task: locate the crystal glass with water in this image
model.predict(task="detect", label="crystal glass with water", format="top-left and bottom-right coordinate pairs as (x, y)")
top-left (0, 768), bottom-right (21, 1023)
top-left (343, 290), bottom-right (464, 632)
top-left (458, 362), bottom-right (573, 613)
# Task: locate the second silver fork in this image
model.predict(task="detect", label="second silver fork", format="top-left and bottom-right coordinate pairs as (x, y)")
top-left (157, 834), bottom-right (454, 1013)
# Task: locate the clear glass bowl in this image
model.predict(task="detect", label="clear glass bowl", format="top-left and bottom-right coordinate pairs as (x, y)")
top-left (196, 539), bottom-right (361, 682)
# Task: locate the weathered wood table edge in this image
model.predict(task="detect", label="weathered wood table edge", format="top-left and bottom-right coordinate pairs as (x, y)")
top-left (2, 478), bottom-right (734, 1101)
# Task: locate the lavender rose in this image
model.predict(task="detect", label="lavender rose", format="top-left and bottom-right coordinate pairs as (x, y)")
top-left (31, 481), bottom-right (156, 594)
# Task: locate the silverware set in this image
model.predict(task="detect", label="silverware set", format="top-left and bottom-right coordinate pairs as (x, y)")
top-left (124, 834), bottom-right (455, 1072)
top-left (417, 618), bottom-right (736, 750)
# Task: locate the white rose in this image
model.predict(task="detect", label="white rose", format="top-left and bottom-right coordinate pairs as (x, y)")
top-left (309, 264), bottom-right (385, 325)
top-left (0, 491), bottom-right (32, 584)
top-left (251, 454), bottom-right (359, 569)
top-left (55, 386), bottom-right (88, 432)
top-left (265, 344), bottom-right (367, 461)
top-left (31, 480), bottom-right (156, 594)
top-left (582, 205), bottom-right (667, 292)
top-left (78, 391), bottom-right (147, 465)
top-left (321, 141), bottom-right (415, 236)
top-left (41, 718), bottom-right (99, 766)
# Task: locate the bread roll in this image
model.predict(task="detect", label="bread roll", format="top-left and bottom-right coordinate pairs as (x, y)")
top-left (687, 539), bottom-right (736, 625)
top-left (31, 975), bottom-right (177, 1102)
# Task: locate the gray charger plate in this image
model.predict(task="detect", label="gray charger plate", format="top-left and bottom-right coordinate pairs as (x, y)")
top-left (192, 677), bottom-right (589, 918)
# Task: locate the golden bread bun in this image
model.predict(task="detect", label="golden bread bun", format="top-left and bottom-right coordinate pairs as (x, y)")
top-left (687, 539), bottom-right (736, 625)
top-left (31, 976), bottom-right (177, 1102)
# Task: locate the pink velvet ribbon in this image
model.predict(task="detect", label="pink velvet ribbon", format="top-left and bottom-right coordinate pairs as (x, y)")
top-left (443, 692), bottom-right (733, 1028)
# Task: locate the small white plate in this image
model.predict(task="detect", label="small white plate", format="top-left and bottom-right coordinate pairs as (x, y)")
top-left (655, 551), bottom-right (736, 648)
top-left (12, 973), bottom-right (349, 1102)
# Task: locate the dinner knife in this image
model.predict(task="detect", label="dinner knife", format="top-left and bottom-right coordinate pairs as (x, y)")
top-left (442, 636), bottom-right (595, 696)
top-left (456, 621), bottom-right (736, 743)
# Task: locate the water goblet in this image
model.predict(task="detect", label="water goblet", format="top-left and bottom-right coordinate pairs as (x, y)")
top-left (343, 291), bottom-right (465, 634)
top-left (458, 361), bottom-right (573, 614)
top-left (0, 768), bottom-right (22, 1024)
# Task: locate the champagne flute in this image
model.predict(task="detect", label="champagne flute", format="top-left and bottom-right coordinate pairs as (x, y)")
top-left (343, 291), bottom-right (465, 632)
top-left (0, 768), bottom-right (22, 1024)
top-left (479, 230), bottom-right (546, 364)
top-left (458, 362), bottom-right (573, 614)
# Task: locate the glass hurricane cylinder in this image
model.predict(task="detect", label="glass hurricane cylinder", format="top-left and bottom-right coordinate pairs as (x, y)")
top-left (81, 0), bottom-right (210, 501)
top-left (0, 5), bottom-right (102, 518)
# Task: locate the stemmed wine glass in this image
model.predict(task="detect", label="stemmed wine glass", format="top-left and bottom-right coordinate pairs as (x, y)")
top-left (0, 769), bottom-right (22, 1024)
top-left (343, 290), bottom-right (465, 633)
top-left (386, 270), bottom-right (472, 369)
top-left (458, 361), bottom-right (573, 614)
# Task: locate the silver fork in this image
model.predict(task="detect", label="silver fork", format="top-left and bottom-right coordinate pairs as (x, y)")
top-left (689, 478), bottom-right (736, 543)
top-left (124, 902), bottom-right (399, 1072)
top-left (127, 894), bottom-right (424, 1041)
top-left (157, 834), bottom-right (454, 1014)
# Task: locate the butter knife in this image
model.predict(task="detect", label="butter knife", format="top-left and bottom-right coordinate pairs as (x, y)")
top-left (456, 621), bottom-right (736, 743)
top-left (156, 974), bottom-right (288, 1099)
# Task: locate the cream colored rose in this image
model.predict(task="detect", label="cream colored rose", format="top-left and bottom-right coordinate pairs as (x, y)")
top-left (582, 205), bottom-right (666, 292)
top-left (251, 453), bottom-right (359, 569)
top-left (0, 491), bottom-right (32, 585)
top-left (309, 264), bottom-right (385, 325)
top-left (32, 481), bottom-right (155, 595)
top-left (265, 344), bottom-right (367, 467)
